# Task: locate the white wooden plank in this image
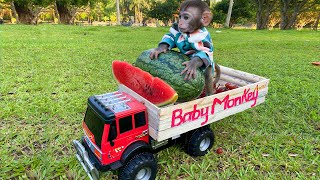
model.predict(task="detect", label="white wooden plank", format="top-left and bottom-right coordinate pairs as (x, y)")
top-left (159, 79), bottom-right (269, 119)
top-left (148, 125), bottom-right (158, 140)
top-left (220, 73), bottom-right (251, 86)
top-left (220, 65), bottom-right (266, 83)
top-left (155, 97), bottom-right (266, 141)
top-left (157, 88), bottom-right (268, 131)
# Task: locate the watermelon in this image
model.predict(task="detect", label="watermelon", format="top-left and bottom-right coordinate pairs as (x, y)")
top-left (112, 60), bottom-right (178, 106)
top-left (135, 49), bottom-right (205, 102)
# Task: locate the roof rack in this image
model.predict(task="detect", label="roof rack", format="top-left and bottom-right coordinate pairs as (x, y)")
top-left (95, 91), bottom-right (131, 113)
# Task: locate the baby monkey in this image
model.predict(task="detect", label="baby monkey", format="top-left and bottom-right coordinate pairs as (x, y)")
top-left (150, 0), bottom-right (220, 96)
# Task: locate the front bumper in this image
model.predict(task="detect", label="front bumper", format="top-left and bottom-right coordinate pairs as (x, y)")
top-left (73, 139), bottom-right (100, 180)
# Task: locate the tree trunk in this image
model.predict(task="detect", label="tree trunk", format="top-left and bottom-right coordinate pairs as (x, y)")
top-left (10, 2), bottom-right (19, 23)
top-left (13, 2), bottom-right (35, 24)
top-left (55, 2), bottom-right (79, 24)
top-left (116, 0), bottom-right (120, 25)
top-left (255, 0), bottom-right (278, 30)
top-left (53, 2), bottom-right (60, 23)
top-left (313, 14), bottom-right (320, 30)
top-left (280, 0), bottom-right (290, 29)
top-left (280, 0), bottom-right (310, 30)
top-left (224, 0), bottom-right (234, 28)
top-left (255, 0), bottom-right (265, 29)
top-left (288, 11), bottom-right (299, 29)
top-left (56, 3), bottom-right (72, 24)
top-left (31, 7), bottom-right (42, 25)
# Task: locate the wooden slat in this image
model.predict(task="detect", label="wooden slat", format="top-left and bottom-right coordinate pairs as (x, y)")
top-left (220, 65), bottom-right (266, 83)
top-left (148, 125), bottom-right (158, 140)
top-left (220, 73), bottom-right (251, 86)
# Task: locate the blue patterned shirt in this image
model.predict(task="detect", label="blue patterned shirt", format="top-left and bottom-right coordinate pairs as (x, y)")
top-left (159, 25), bottom-right (214, 71)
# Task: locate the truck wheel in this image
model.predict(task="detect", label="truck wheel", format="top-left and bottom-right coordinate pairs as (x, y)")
top-left (119, 152), bottom-right (157, 180)
top-left (186, 126), bottom-right (214, 156)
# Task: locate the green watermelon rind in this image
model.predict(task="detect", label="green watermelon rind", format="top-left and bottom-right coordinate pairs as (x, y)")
top-left (135, 50), bottom-right (205, 102)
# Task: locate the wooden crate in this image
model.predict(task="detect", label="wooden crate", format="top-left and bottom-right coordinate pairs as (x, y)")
top-left (119, 65), bottom-right (270, 142)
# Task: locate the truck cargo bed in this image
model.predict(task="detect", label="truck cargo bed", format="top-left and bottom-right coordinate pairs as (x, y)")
top-left (119, 65), bottom-right (270, 142)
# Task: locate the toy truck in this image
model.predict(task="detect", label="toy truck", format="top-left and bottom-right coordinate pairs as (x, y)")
top-left (73, 65), bottom-right (269, 180)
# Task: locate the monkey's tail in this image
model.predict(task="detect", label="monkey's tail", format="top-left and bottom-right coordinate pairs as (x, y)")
top-left (213, 63), bottom-right (221, 86)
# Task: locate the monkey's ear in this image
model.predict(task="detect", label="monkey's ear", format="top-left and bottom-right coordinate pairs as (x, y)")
top-left (202, 11), bottom-right (212, 26)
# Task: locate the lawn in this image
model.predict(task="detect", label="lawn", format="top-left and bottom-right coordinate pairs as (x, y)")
top-left (0, 25), bottom-right (319, 179)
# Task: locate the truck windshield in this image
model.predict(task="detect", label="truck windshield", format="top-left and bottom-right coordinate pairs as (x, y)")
top-left (84, 107), bottom-right (105, 149)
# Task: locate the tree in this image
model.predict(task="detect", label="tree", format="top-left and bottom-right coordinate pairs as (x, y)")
top-left (116, 0), bottom-right (120, 24)
top-left (254, 0), bottom-right (279, 30)
top-left (267, 11), bottom-right (281, 29)
top-left (312, 5), bottom-right (320, 29)
top-left (224, 0), bottom-right (234, 27)
top-left (146, 0), bottom-right (180, 26)
top-left (55, 0), bottom-right (98, 24)
top-left (295, 10), bottom-right (317, 29)
top-left (100, 1), bottom-right (116, 23)
top-left (280, 0), bottom-right (320, 29)
top-left (213, 0), bottom-right (255, 27)
top-left (0, 0), bottom-right (7, 20)
top-left (129, 0), bottom-right (151, 24)
top-left (5, 0), bottom-right (51, 24)
top-left (119, 0), bottom-right (150, 24)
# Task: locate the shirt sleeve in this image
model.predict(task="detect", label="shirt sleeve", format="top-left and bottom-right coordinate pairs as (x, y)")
top-left (159, 24), bottom-right (179, 49)
top-left (191, 39), bottom-right (214, 71)
top-left (159, 33), bottom-right (176, 49)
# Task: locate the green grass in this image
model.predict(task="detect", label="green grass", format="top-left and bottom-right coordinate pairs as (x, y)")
top-left (0, 25), bottom-right (319, 179)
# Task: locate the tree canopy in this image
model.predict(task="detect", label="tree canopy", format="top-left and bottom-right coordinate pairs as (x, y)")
top-left (213, 0), bottom-right (255, 27)
top-left (146, 0), bottom-right (180, 26)
top-left (0, 0), bottom-right (318, 29)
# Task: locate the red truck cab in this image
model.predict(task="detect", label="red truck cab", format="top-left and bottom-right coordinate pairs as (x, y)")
top-left (74, 91), bottom-right (152, 179)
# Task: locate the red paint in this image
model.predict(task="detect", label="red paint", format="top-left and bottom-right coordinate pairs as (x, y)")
top-left (171, 104), bottom-right (209, 127)
top-left (171, 85), bottom-right (259, 127)
top-left (83, 92), bottom-right (150, 165)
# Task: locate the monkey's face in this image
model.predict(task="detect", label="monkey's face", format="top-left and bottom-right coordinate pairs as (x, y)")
top-left (178, 7), bottom-right (202, 33)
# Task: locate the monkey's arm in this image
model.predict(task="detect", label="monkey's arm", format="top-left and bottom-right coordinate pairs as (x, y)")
top-left (150, 26), bottom-right (179, 59)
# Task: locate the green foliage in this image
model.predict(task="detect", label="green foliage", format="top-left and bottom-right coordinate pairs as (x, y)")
top-left (146, 0), bottom-right (180, 25)
top-left (56, 0), bottom-right (95, 6)
top-left (5, 0), bottom-right (52, 7)
top-left (213, 0), bottom-right (256, 25)
top-left (103, 1), bottom-right (116, 19)
top-left (0, 25), bottom-right (319, 179)
top-left (39, 12), bottom-right (54, 21)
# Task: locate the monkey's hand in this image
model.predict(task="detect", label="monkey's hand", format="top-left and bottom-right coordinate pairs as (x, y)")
top-left (149, 44), bottom-right (169, 59)
top-left (181, 57), bottom-right (203, 80)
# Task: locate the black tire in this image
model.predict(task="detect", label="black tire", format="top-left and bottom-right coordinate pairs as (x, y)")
top-left (186, 126), bottom-right (214, 156)
top-left (119, 152), bottom-right (157, 180)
